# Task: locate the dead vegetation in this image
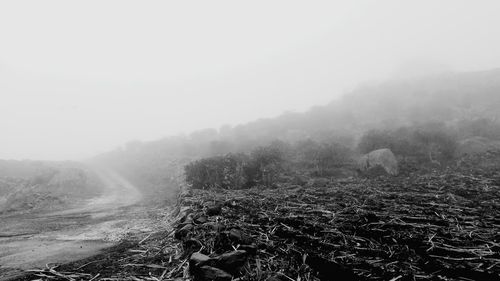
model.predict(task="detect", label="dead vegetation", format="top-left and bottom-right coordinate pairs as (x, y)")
top-left (175, 167), bottom-right (500, 281)
top-left (15, 153), bottom-right (500, 281)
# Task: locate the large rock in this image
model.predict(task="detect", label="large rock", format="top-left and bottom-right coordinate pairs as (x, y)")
top-left (457, 136), bottom-right (500, 156)
top-left (358, 148), bottom-right (398, 176)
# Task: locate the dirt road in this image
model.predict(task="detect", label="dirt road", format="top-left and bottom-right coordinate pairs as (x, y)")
top-left (0, 167), bottom-right (163, 280)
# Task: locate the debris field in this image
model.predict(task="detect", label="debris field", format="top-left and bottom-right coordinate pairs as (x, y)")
top-left (20, 155), bottom-right (500, 281)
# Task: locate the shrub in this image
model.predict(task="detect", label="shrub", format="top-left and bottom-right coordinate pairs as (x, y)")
top-left (412, 123), bottom-right (458, 163)
top-left (295, 140), bottom-right (354, 177)
top-left (357, 130), bottom-right (396, 154)
top-left (358, 123), bottom-right (459, 165)
top-left (457, 118), bottom-right (500, 140)
top-left (184, 143), bottom-right (287, 190)
top-left (184, 153), bottom-right (249, 190)
top-left (249, 143), bottom-right (286, 187)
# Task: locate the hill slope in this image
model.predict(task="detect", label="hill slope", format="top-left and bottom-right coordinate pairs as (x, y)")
top-left (94, 68), bottom-right (500, 195)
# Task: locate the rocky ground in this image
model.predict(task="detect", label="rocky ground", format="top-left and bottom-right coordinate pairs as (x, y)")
top-left (12, 154), bottom-right (500, 281)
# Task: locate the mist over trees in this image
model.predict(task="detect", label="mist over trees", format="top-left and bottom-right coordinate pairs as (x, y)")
top-left (94, 69), bottom-right (500, 194)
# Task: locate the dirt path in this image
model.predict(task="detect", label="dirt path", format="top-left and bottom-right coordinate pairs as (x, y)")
top-left (0, 167), bottom-right (162, 280)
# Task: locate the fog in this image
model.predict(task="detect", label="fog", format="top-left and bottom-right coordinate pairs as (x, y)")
top-left (1, 1), bottom-right (500, 160)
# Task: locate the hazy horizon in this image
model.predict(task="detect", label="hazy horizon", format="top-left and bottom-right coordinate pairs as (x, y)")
top-left (1, 1), bottom-right (500, 160)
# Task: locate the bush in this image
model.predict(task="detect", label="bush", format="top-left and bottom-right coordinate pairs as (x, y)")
top-left (457, 118), bottom-right (500, 140)
top-left (184, 153), bottom-right (249, 190)
top-left (248, 144), bottom-right (285, 187)
top-left (358, 123), bottom-right (459, 164)
top-left (412, 123), bottom-right (458, 163)
top-left (294, 140), bottom-right (354, 177)
top-left (358, 130), bottom-right (396, 154)
top-left (185, 143), bottom-right (287, 190)
top-left (185, 138), bottom-right (357, 190)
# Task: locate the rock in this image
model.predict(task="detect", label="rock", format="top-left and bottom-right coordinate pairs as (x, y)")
top-left (195, 266), bottom-right (232, 281)
top-left (202, 222), bottom-right (223, 231)
top-left (358, 148), bottom-right (399, 176)
top-left (227, 228), bottom-right (252, 245)
top-left (177, 206), bottom-right (193, 222)
top-left (194, 215), bottom-right (208, 224)
top-left (182, 214), bottom-right (194, 224)
top-left (184, 238), bottom-right (203, 252)
top-left (174, 224), bottom-right (193, 239)
top-left (189, 252), bottom-right (210, 268)
top-left (206, 204), bottom-right (222, 216)
top-left (208, 250), bottom-right (248, 274)
top-left (238, 244), bottom-right (257, 255)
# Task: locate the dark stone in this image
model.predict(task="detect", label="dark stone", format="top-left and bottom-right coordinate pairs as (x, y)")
top-left (227, 228), bottom-right (252, 244)
top-left (194, 215), bottom-right (208, 224)
top-left (206, 204), bottom-right (222, 216)
top-left (208, 250), bottom-right (248, 274)
top-left (189, 252), bottom-right (210, 269)
top-left (184, 238), bottom-right (203, 253)
top-left (195, 266), bottom-right (232, 281)
top-left (202, 222), bottom-right (223, 231)
top-left (238, 244), bottom-right (257, 255)
top-left (174, 224), bottom-right (193, 239)
top-left (177, 207), bottom-right (194, 223)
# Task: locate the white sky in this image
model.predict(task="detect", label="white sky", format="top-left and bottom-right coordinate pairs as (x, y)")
top-left (1, 1), bottom-right (500, 160)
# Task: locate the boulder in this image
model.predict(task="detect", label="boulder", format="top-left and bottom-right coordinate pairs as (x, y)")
top-left (358, 148), bottom-right (398, 176)
top-left (227, 228), bottom-right (252, 245)
top-left (457, 136), bottom-right (500, 156)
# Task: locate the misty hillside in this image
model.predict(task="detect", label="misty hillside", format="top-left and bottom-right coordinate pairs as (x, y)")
top-left (228, 68), bottom-right (500, 143)
top-left (0, 160), bottom-right (105, 213)
top-left (94, 69), bottom-right (500, 195)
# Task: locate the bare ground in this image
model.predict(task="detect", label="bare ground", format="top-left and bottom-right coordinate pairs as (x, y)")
top-left (0, 168), bottom-right (169, 280)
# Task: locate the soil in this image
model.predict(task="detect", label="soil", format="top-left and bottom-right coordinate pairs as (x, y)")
top-left (0, 169), bottom-right (169, 280)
